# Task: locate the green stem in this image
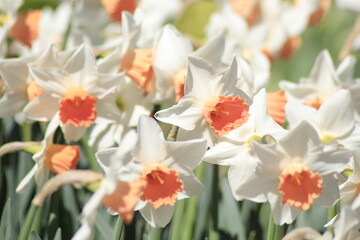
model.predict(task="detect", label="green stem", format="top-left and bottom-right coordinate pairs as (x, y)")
top-left (113, 217), bottom-right (124, 240)
top-left (209, 164), bottom-right (219, 240)
top-left (169, 200), bottom-right (185, 240)
top-left (149, 227), bottom-right (162, 240)
top-left (81, 134), bottom-right (100, 172)
top-left (19, 204), bottom-right (38, 240)
top-left (182, 162), bottom-right (206, 239)
top-left (30, 204), bottom-right (44, 236)
top-left (274, 224), bottom-right (284, 240)
top-left (22, 122), bottom-right (32, 142)
top-left (327, 201), bottom-right (340, 234)
top-left (267, 212), bottom-right (275, 240)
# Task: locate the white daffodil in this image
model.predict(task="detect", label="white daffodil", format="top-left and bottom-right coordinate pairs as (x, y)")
top-left (236, 121), bottom-right (352, 225)
top-left (16, 114), bottom-right (80, 193)
top-left (153, 24), bottom-right (226, 103)
top-left (320, 195), bottom-right (360, 240)
top-left (155, 56), bottom-right (251, 147)
top-left (204, 89), bottom-right (287, 202)
top-left (279, 50), bottom-right (359, 110)
top-left (73, 130), bottom-right (145, 240)
top-left (134, 0), bottom-right (182, 47)
top-left (24, 44), bottom-right (122, 142)
top-left (286, 89), bottom-right (360, 150)
top-left (0, 57), bottom-right (39, 120)
top-left (96, 115), bottom-right (207, 228)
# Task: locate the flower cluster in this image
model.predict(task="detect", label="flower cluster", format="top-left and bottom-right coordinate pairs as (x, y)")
top-left (1, 0), bottom-right (360, 239)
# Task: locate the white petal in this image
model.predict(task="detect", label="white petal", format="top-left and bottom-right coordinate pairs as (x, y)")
top-left (34, 165), bottom-right (50, 190)
top-left (285, 100), bottom-right (318, 128)
top-left (165, 138), bottom-right (207, 169)
top-left (97, 47), bottom-right (122, 74)
top-left (133, 115), bottom-right (167, 164)
top-left (184, 56), bottom-right (215, 99)
top-left (63, 44), bottom-right (97, 75)
top-left (313, 175), bottom-right (340, 207)
top-left (29, 67), bottom-right (67, 96)
top-left (192, 33), bottom-right (225, 69)
top-left (269, 193), bottom-right (302, 225)
top-left (0, 58), bottom-right (29, 92)
top-left (61, 123), bottom-right (87, 142)
top-left (203, 141), bottom-right (244, 166)
top-left (153, 24), bottom-right (192, 75)
top-left (23, 93), bottom-right (59, 121)
top-left (318, 90), bottom-right (354, 138)
top-left (96, 148), bottom-right (118, 173)
top-left (30, 45), bottom-right (61, 68)
top-left (278, 121), bottom-right (321, 159)
top-left (139, 203), bottom-right (175, 228)
top-left (309, 50), bottom-right (340, 94)
top-left (227, 153), bottom-right (270, 202)
top-left (0, 93), bottom-right (27, 117)
top-left (307, 148), bottom-right (352, 175)
top-left (155, 96), bottom-right (203, 131)
top-left (16, 164), bottom-right (37, 193)
top-left (177, 168), bottom-right (203, 200)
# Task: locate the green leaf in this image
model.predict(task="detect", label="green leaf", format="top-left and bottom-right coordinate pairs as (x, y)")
top-left (53, 228), bottom-right (62, 240)
top-left (94, 206), bottom-right (115, 240)
top-left (18, 0), bottom-right (58, 12)
top-left (0, 199), bottom-right (15, 240)
top-left (219, 179), bottom-right (246, 240)
top-left (175, 0), bottom-right (217, 41)
top-left (31, 231), bottom-right (42, 240)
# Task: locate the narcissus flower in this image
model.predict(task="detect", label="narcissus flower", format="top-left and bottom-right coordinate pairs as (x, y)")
top-left (0, 57), bottom-right (42, 120)
top-left (155, 56), bottom-right (251, 147)
top-left (286, 89), bottom-right (360, 150)
top-left (280, 50), bottom-right (360, 114)
top-left (24, 44), bottom-right (122, 142)
top-left (96, 115), bottom-right (207, 227)
top-left (153, 24), bottom-right (226, 103)
top-left (73, 131), bottom-right (145, 240)
top-left (204, 89), bottom-right (287, 202)
top-left (16, 116), bottom-right (80, 192)
top-left (235, 121), bottom-right (352, 225)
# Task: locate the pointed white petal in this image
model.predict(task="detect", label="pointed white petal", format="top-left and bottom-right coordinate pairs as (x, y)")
top-left (184, 56), bottom-right (215, 99)
top-left (23, 94), bottom-right (59, 121)
top-left (133, 115), bottom-right (167, 164)
top-left (29, 67), bottom-right (67, 96)
top-left (61, 124), bottom-right (87, 142)
top-left (155, 96), bottom-right (203, 131)
top-left (63, 44), bottom-right (97, 75)
top-left (16, 164), bottom-right (37, 193)
top-left (278, 121), bottom-right (321, 159)
top-left (165, 138), bottom-right (207, 169)
top-left (140, 204), bottom-right (175, 228)
top-left (318, 90), bottom-right (354, 138)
